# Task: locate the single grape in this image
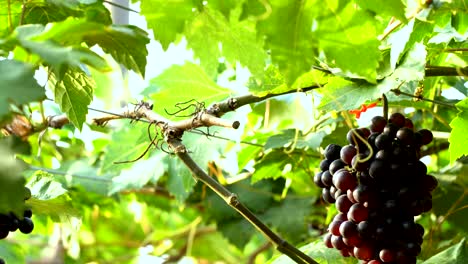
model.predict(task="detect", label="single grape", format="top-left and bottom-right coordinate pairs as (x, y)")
top-left (336, 194), bottom-right (353, 213)
top-left (379, 248), bottom-right (395, 262)
top-left (329, 159), bottom-right (347, 175)
top-left (396, 127), bottom-right (415, 145)
top-left (313, 172), bottom-right (326, 188)
top-left (0, 228), bottom-right (8, 239)
top-left (319, 159), bottom-right (331, 171)
top-left (339, 220), bottom-right (358, 238)
top-left (324, 144), bottom-right (342, 161)
top-left (389, 113), bottom-right (406, 128)
top-left (333, 169), bottom-right (357, 191)
top-left (329, 220), bottom-right (343, 236)
top-left (19, 217), bottom-right (34, 234)
top-left (334, 213), bottom-right (348, 222)
top-left (0, 258), bottom-right (5, 264)
top-left (383, 123), bottom-right (399, 138)
top-left (340, 145), bottom-right (357, 165)
top-left (370, 116), bottom-right (387, 133)
top-left (405, 242), bottom-right (421, 256)
top-left (24, 187), bottom-right (32, 201)
top-left (351, 153), bottom-right (370, 171)
top-left (322, 188), bottom-right (335, 204)
top-left (375, 134), bottom-right (392, 150)
top-left (359, 127), bottom-right (371, 139)
top-left (369, 159), bottom-right (389, 179)
top-left (421, 175), bottom-right (438, 192)
top-left (357, 221), bottom-right (374, 239)
top-left (321, 170), bottom-right (334, 187)
top-left (23, 209), bottom-right (32, 218)
top-left (404, 118), bottom-right (414, 129)
top-left (417, 129), bottom-right (433, 145)
top-left (347, 129), bottom-right (366, 147)
top-left (354, 243), bottom-right (374, 261)
top-left (324, 233), bottom-right (333, 248)
top-left (331, 235), bottom-right (346, 250)
top-left (348, 203), bottom-right (369, 223)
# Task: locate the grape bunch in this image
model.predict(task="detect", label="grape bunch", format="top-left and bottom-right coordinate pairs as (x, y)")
top-left (314, 113), bottom-right (437, 263)
top-left (0, 187), bottom-right (34, 240)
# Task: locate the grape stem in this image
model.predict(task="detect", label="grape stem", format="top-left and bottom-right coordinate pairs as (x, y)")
top-left (167, 137), bottom-right (317, 264)
top-left (382, 93), bottom-right (388, 121)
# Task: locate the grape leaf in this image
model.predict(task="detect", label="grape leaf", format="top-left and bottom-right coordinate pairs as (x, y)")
top-left (269, 240), bottom-right (357, 264)
top-left (315, 1), bottom-right (381, 83)
top-left (264, 129), bottom-right (326, 151)
top-left (49, 69), bottom-right (94, 130)
top-left (449, 98), bottom-right (468, 163)
top-left (100, 123), bottom-right (150, 175)
top-left (186, 7), bottom-right (266, 78)
top-left (423, 238), bottom-right (468, 264)
top-left (319, 43), bottom-right (426, 111)
top-left (28, 18), bottom-right (149, 76)
top-left (0, 60), bottom-right (45, 119)
top-left (142, 62), bottom-right (232, 116)
top-left (166, 156), bottom-right (196, 202)
top-left (0, 243), bottom-right (25, 264)
top-left (257, 0), bottom-right (316, 85)
top-left (388, 19), bottom-right (415, 69)
top-left (27, 172), bottom-right (67, 200)
top-left (109, 152), bottom-right (166, 195)
top-left (140, 0), bottom-right (196, 50)
top-left (0, 145), bottom-right (26, 217)
top-left (355, 0), bottom-right (406, 21)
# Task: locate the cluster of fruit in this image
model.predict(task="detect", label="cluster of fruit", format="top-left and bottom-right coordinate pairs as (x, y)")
top-left (314, 113), bottom-right (437, 263)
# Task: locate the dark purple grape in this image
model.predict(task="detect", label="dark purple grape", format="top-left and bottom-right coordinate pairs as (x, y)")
top-left (370, 116), bottom-right (387, 133)
top-left (383, 123), bottom-right (399, 138)
top-left (422, 175), bottom-right (438, 191)
top-left (329, 220), bottom-right (343, 236)
top-left (324, 233), bottom-right (333, 248)
top-left (347, 129), bottom-right (366, 147)
top-left (19, 217), bottom-right (34, 234)
top-left (319, 159), bottom-right (331, 171)
top-left (0, 228), bottom-right (8, 239)
top-left (389, 113), bottom-right (406, 128)
top-left (324, 144), bottom-right (342, 161)
top-left (329, 159), bottom-right (346, 175)
top-left (369, 159), bottom-right (389, 179)
top-left (336, 194), bottom-right (353, 213)
top-left (351, 153), bottom-right (370, 171)
top-left (417, 129), bottom-right (433, 145)
top-left (354, 243), bottom-right (374, 261)
top-left (396, 127), bottom-right (415, 145)
top-left (314, 172), bottom-right (326, 188)
top-left (340, 145), bottom-right (357, 165)
top-left (321, 170), bottom-right (334, 187)
top-left (331, 235), bottom-right (346, 250)
top-left (23, 209), bottom-right (32, 218)
top-left (379, 248), bottom-right (395, 263)
top-left (348, 203), bottom-right (369, 222)
top-left (375, 133), bottom-right (392, 150)
top-left (333, 169), bottom-right (357, 191)
top-left (322, 188), bottom-right (335, 203)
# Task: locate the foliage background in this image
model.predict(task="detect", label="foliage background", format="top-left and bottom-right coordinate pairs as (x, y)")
top-left (0, 0), bottom-right (467, 263)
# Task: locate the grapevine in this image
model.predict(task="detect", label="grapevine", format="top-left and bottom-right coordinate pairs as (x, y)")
top-left (315, 108), bottom-right (437, 263)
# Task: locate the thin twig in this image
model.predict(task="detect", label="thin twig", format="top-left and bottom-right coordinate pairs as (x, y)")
top-left (166, 137), bottom-right (317, 264)
top-left (390, 89), bottom-right (456, 108)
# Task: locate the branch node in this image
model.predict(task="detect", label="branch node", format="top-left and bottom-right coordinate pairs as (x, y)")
top-left (232, 121), bottom-right (240, 129)
top-left (228, 98), bottom-right (238, 110)
top-left (227, 193), bottom-right (240, 206)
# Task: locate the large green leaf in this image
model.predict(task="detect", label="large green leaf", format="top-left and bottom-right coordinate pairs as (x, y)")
top-left (269, 240), bottom-right (357, 264)
top-left (0, 145), bottom-right (26, 217)
top-left (0, 60), bottom-right (45, 119)
top-left (257, 0), bottom-right (316, 85)
top-left (186, 7), bottom-right (266, 78)
top-left (355, 0), bottom-right (406, 21)
top-left (142, 62), bottom-right (232, 116)
top-left (319, 43), bottom-right (426, 111)
top-left (49, 69), bottom-right (94, 130)
top-left (109, 152), bottom-right (166, 194)
top-left (449, 98), bottom-right (468, 163)
top-left (140, 0), bottom-right (196, 50)
top-left (423, 239), bottom-right (468, 264)
top-left (315, 1), bottom-right (381, 83)
top-left (28, 18), bottom-right (149, 76)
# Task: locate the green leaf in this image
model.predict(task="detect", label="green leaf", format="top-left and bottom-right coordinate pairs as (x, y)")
top-left (264, 129), bottom-right (326, 151)
top-left (166, 156), bottom-right (196, 202)
top-left (28, 18), bottom-right (149, 76)
top-left (257, 0), bottom-right (315, 85)
top-left (0, 145), bottom-right (26, 217)
top-left (0, 60), bottom-right (45, 118)
top-left (142, 62), bottom-right (232, 116)
top-left (355, 0), bottom-right (406, 21)
top-left (109, 152), bottom-right (166, 194)
top-left (141, 0), bottom-right (196, 50)
top-left (100, 123), bottom-right (150, 175)
top-left (269, 240), bottom-right (357, 264)
top-left (247, 66), bottom-right (327, 97)
top-left (186, 7), bottom-right (266, 78)
top-left (0, 242), bottom-right (26, 264)
top-left (49, 69), bottom-right (94, 130)
top-left (319, 43), bottom-right (426, 111)
top-left (423, 238), bottom-right (468, 264)
top-left (27, 172), bottom-right (67, 200)
top-left (449, 98), bottom-right (468, 163)
top-left (316, 1), bottom-right (381, 82)
top-left (388, 19), bottom-right (415, 69)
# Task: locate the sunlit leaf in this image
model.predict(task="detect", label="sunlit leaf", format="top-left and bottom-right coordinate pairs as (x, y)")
top-left (423, 238), bottom-right (468, 264)
top-left (449, 98), bottom-right (468, 163)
